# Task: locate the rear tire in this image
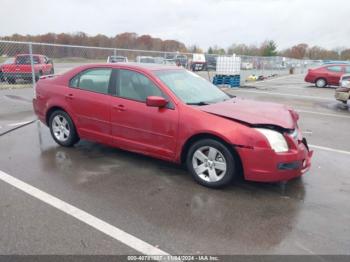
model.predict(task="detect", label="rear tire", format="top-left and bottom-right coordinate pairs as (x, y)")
top-left (186, 139), bottom-right (236, 188)
top-left (315, 78), bottom-right (327, 88)
top-left (49, 110), bottom-right (79, 147)
top-left (7, 78), bottom-right (16, 84)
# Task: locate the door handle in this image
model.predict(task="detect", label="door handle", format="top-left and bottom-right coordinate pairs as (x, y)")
top-left (65, 93), bottom-right (74, 100)
top-left (113, 104), bottom-right (126, 112)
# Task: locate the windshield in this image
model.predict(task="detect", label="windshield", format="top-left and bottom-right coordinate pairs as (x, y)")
top-left (155, 70), bottom-right (229, 104)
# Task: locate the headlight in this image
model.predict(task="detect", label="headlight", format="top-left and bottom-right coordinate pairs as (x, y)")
top-left (341, 80), bottom-right (350, 87)
top-left (255, 128), bottom-right (289, 153)
top-left (289, 128), bottom-right (298, 140)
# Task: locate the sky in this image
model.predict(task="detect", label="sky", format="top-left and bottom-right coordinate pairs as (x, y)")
top-left (1, 0), bottom-right (349, 50)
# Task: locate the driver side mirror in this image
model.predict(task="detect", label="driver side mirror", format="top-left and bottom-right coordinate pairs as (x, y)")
top-left (146, 96), bottom-right (168, 108)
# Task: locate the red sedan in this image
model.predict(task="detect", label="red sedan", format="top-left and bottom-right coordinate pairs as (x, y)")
top-left (305, 64), bottom-right (350, 88)
top-left (33, 63), bottom-right (313, 188)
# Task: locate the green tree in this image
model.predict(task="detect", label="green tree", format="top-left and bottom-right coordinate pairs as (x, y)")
top-left (261, 40), bottom-right (278, 56)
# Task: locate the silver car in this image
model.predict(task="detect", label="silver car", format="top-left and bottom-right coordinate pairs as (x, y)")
top-left (335, 74), bottom-right (350, 104)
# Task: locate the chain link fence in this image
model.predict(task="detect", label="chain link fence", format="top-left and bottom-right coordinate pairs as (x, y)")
top-left (0, 40), bottom-right (318, 90)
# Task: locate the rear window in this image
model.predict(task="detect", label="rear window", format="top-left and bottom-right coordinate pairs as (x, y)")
top-left (70, 68), bottom-right (112, 94)
top-left (327, 66), bottom-right (342, 72)
top-left (16, 55), bottom-right (40, 65)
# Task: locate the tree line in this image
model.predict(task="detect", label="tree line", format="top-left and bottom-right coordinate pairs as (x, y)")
top-left (209, 41), bottom-right (350, 60)
top-left (1, 33), bottom-right (349, 60)
top-left (0, 32), bottom-right (187, 52)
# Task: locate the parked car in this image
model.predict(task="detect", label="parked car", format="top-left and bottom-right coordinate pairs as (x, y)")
top-left (174, 54), bottom-right (188, 68)
top-left (165, 54), bottom-right (188, 67)
top-left (241, 62), bottom-right (253, 70)
top-left (107, 56), bottom-right (128, 63)
top-left (33, 63), bottom-right (312, 188)
top-left (205, 54), bottom-right (217, 71)
top-left (0, 58), bottom-right (14, 82)
top-left (304, 64), bottom-right (350, 88)
top-left (163, 59), bottom-right (177, 65)
top-left (335, 74), bottom-right (350, 104)
top-left (154, 57), bottom-right (165, 64)
top-left (135, 56), bottom-right (156, 64)
top-left (2, 54), bottom-right (54, 84)
top-left (190, 53), bottom-right (206, 71)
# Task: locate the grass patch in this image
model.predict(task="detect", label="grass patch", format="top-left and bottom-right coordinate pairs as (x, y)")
top-left (0, 57), bottom-right (14, 63)
top-left (0, 82), bottom-right (32, 90)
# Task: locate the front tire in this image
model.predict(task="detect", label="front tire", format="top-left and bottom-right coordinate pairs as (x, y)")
top-left (315, 78), bottom-right (327, 88)
top-left (49, 110), bottom-right (79, 147)
top-left (186, 139), bottom-right (236, 188)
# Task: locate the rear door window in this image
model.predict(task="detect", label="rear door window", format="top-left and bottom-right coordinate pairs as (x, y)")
top-left (70, 68), bottom-right (112, 95)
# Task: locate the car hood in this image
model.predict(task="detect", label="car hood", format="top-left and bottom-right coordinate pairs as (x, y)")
top-left (199, 98), bottom-right (296, 129)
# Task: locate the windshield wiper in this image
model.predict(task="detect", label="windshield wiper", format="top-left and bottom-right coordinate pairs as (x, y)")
top-left (186, 101), bottom-right (210, 106)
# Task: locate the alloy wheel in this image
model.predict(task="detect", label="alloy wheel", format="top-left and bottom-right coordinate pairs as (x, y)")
top-left (192, 146), bottom-right (227, 182)
top-left (52, 115), bottom-right (70, 142)
top-left (316, 79), bottom-right (326, 88)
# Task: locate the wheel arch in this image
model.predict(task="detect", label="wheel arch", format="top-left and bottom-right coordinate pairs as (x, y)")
top-left (180, 133), bottom-right (243, 176)
top-left (46, 106), bottom-right (70, 126)
top-left (315, 77), bottom-right (327, 86)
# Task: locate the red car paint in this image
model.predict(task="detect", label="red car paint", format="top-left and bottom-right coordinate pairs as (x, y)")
top-left (33, 63), bottom-right (312, 182)
top-left (200, 98), bottom-right (296, 129)
top-left (2, 54), bottom-right (53, 81)
top-left (305, 64), bottom-right (350, 86)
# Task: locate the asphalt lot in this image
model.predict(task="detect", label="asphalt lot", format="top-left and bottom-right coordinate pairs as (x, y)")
top-left (0, 73), bottom-right (349, 256)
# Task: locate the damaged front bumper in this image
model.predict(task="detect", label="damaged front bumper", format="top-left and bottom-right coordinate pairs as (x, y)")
top-left (236, 137), bottom-right (313, 182)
